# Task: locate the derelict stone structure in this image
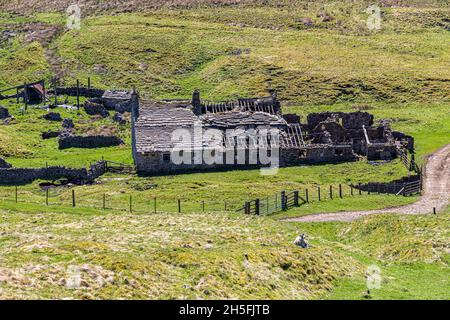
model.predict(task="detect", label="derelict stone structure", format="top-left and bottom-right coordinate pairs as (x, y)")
top-left (84, 99), bottom-right (110, 117)
top-left (50, 86), bottom-right (104, 98)
top-left (131, 91), bottom-right (414, 175)
top-left (81, 90), bottom-right (134, 116)
top-left (102, 90), bottom-right (133, 113)
top-left (58, 135), bottom-right (124, 149)
top-left (0, 161), bottom-right (107, 185)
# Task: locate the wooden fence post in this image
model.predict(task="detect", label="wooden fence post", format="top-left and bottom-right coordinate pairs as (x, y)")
top-left (129, 195), bottom-right (132, 213)
top-left (305, 189), bottom-right (309, 203)
top-left (281, 191), bottom-right (287, 211)
top-left (339, 184), bottom-right (343, 199)
top-left (72, 189), bottom-right (75, 207)
top-left (318, 186), bottom-right (321, 201)
top-left (202, 200), bottom-right (205, 212)
top-left (76, 79), bottom-right (80, 110)
top-left (410, 154), bottom-right (415, 172)
top-left (275, 193), bottom-right (278, 209)
top-left (293, 191), bottom-right (299, 206)
top-left (23, 83), bottom-right (28, 110)
top-left (46, 189), bottom-right (49, 206)
top-left (87, 77), bottom-right (91, 98)
top-left (103, 193), bottom-right (106, 210)
top-left (245, 202), bottom-right (250, 215)
top-left (255, 199), bottom-right (260, 215)
top-left (178, 199), bottom-right (181, 213)
top-left (433, 207), bottom-right (436, 215)
top-left (15, 186), bottom-right (18, 203)
top-left (358, 183), bottom-right (362, 195)
top-left (329, 185), bottom-right (333, 199)
top-left (53, 78), bottom-right (57, 106)
top-left (42, 80), bottom-right (46, 103)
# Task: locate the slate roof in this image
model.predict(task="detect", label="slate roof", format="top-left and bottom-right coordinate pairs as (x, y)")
top-left (134, 100), bottom-right (291, 153)
top-left (102, 90), bottom-right (132, 101)
top-left (200, 111), bottom-right (286, 128)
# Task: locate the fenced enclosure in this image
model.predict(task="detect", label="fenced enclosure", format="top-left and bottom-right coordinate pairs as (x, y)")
top-left (352, 179), bottom-right (422, 196)
top-left (398, 147), bottom-right (421, 174)
top-left (237, 184), bottom-right (388, 216)
top-left (0, 182), bottom-right (396, 215)
top-left (238, 190), bottom-right (307, 215)
top-left (0, 186), bottom-right (246, 214)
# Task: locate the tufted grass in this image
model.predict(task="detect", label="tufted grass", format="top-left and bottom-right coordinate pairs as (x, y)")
top-left (0, 1), bottom-right (449, 300)
top-left (0, 205), bottom-right (447, 299)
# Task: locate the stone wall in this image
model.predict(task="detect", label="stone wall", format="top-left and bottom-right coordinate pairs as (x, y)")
top-left (353, 175), bottom-right (421, 195)
top-left (50, 87), bottom-right (105, 98)
top-left (135, 147), bottom-right (282, 175)
top-left (393, 131), bottom-right (414, 152)
top-left (0, 106), bottom-right (10, 119)
top-left (341, 112), bottom-right (373, 129)
top-left (102, 90), bottom-right (132, 112)
top-left (280, 145), bottom-right (357, 165)
top-left (0, 158), bottom-right (12, 168)
top-left (58, 135), bottom-right (124, 149)
top-left (0, 161), bottom-right (106, 185)
top-left (283, 114), bottom-right (301, 124)
top-left (42, 130), bottom-right (61, 139)
top-left (84, 100), bottom-right (109, 117)
top-left (306, 111), bottom-right (373, 130)
top-left (366, 143), bottom-right (397, 160)
top-left (306, 112), bottom-right (340, 130)
top-left (135, 144), bottom-right (357, 174)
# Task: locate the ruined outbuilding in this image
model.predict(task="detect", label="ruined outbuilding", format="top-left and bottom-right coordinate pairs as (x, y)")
top-left (131, 91), bottom-right (414, 174)
top-left (0, 80), bottom-right (46, 104)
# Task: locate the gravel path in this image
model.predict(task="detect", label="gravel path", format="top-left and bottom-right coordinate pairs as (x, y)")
top-left (286, 144), bottom-right (450, 223)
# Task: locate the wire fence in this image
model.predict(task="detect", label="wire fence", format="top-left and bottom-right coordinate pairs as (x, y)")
top-left (0, 181), bottom-right (419, 215)
top-left (0, 186), bottom-right (245, 214)
top-left (238, 184), bottom-right (373, 216)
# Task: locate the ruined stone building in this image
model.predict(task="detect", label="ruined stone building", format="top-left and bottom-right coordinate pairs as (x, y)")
top-left (131, 91), bottom-right (414, 175)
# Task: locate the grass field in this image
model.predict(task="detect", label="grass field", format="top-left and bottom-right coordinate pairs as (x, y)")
top-left (0, 204), bottom-right (448, 299)
top-left (0, 1), bottom-right (449, 299)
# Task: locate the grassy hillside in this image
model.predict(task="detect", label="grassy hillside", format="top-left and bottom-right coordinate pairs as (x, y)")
top-left (1, 2), bottom-right (449, 102)
top-left (53, 12), bottom-right (450, 103)
top-left (0, 2), bottom-right (447, 201)
top-left (0, 204), bottom-right (447, 299)
top-left (0, 1), bottom-right (449, 300)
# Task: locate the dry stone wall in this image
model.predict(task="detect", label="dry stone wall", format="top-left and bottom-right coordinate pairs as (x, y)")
top-left (84, 100), bottom-right (110, 117)
top-left (353, 175), bottom-right (421, 195)
top-left (0, 158), bottom-right (12, 168)
top-left (0, 106), bottom-right (10, 119)
top-left (50, 87), bottom-right (105, 98)
top-left (58, 135), bottom-right (124, 149)
top-left (0, 161), bottom-right (107, 185)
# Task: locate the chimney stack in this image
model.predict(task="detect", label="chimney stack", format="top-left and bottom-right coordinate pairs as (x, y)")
top-left (192, 89), bottom-right (201, 115)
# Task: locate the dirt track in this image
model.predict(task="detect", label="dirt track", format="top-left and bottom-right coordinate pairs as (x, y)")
top-left (286, 144), bottom-right (450, 223)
